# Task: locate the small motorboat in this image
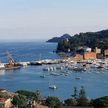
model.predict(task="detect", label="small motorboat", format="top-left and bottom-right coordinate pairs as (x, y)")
top-left (40, 74), bottom-right (45, 78)
top-left (43, 67), bottom-right (50, 71)
top-left (65, 73), bottom-right (68, 76)
top-left (75, 77), bottom-right (81, 80)
top-left (73, 66), bottom-right (86, 71)
top-left (49, 85), bottom-right (57, 89)
top-left (50, 72), bottom-right (60, 76)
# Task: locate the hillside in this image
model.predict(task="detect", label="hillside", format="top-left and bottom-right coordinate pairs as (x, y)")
top-left (57, 30), bottom-right (108, 52)
top-left (47, 34), bottom-right (71, 43)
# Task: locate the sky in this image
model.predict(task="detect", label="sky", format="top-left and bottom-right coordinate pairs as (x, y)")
top-left (0, 0), bottom-right (108, 41)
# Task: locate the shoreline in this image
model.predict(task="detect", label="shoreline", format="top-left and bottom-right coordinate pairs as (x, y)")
top-left (0, 57), bottom-right (108, 69)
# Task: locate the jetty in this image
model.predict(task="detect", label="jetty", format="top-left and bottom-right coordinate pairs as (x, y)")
top-left (18, 58), bottom-right (64, 66)
top-left (0, 51), bottom-right (108, 71)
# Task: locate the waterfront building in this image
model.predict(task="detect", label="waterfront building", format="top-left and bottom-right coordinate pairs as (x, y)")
top-left (94, 47), bottom-right (103, 59)
top-left (95, 47), bottom-right (101, 54)
top-left (84, 47), bottom-right (92, 52)
top-left (71, 51), bottom-right (97, 61)
top-left (83, 52), bottom-right (96, 60)
top-left (104, 49), bottom-right (108, 57)
top-left (72, 54), bottom-right (83, 61)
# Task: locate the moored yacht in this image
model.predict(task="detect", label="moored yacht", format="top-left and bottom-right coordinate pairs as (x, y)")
top-left (50, 72), bottom-right (61, 76)
top-left (73, 66), bottom-right (86, 71)
top-left (49, 85), bottom-right (57, 89)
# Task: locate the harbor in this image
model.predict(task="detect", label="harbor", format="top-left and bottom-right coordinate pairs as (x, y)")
top-left (0, 42), bottom-right (107, 100)
top-left (1, 55), bottom-right (108, 71)
top-left (0, 49), bottom-right (108, 74)
top-left (0, 59), bottom-right (108, 100)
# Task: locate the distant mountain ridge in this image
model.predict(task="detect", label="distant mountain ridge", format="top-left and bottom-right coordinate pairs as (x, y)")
top-left (47, 34), bottom-right (72, 43)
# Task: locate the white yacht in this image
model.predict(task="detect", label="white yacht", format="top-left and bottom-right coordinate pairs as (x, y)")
top-left (0, 63), bottom-right (5, 70)
top-left (49, 85), bottom-right (57, 89)
top-left (50, 72), bottom-right (60, 76)
top-left (43, 67), bottom-right (50, 71)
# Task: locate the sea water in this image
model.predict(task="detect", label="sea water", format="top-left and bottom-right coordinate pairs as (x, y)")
top-left (0, 42), bottom-right (108, 100)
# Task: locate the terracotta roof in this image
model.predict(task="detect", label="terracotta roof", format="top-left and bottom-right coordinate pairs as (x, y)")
top-left (0, 98), bottom-right (7, 102)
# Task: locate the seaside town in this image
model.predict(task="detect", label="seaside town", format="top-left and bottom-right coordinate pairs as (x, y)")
top-left (0, 45), bottom-right (108, 108)
top-left (0, 31), bottom-right (108, 108)
top-left (0, 46), bottom-right (108, 70)
top-left (0, 0), bottom-right (108, 108)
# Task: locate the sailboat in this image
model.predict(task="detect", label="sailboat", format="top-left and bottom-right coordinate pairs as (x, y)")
top-left (5, 51), bottom-right (21, 70)
top-left (48, 71), bottom-right (57, 90)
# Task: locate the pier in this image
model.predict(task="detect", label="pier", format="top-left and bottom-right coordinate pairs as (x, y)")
top-left (18, 58), bottom-right (64, 66)
top-left (0, 56), bottom-right (108, 71)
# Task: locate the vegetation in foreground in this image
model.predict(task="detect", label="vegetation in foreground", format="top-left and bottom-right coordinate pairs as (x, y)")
top-left (10, 86), bottom-right (108, 108)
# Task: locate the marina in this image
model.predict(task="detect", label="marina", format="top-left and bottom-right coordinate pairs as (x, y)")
top-left (1, 0), bottom-right (108, 107)
top-left (0, 42), bottom-right (108, 100)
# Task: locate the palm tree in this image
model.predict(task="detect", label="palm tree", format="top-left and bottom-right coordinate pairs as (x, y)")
top-left (34, 90), bottom-right (41, 103)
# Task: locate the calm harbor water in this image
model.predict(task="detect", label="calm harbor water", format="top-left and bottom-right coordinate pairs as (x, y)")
top-left (0, 42), bottom-right (108, 100)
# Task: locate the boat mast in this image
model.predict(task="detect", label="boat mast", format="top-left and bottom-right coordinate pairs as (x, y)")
top-left (6, 51), bottom-right (15, 64)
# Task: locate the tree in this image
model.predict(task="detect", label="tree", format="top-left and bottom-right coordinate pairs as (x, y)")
top-left (16, 90), bottom-right (35, 99)
top-left (71, 87), bottom-right (78, 99)
top-left (64, 98), bottom-right (77, 106)
top-left (78, 86), bottom-right (89, 106)
top-left (56, 29), bottom-right (108, 53)
top-left (45, 96), bottom-right (61, 108)
top-left (63, 87), bottom-right (78, 106)
top-left (92, 96), bottom-right (108, 108)
top-left (34, 90), bottom-right (41, 103)
top-left (12, 95), bottom-right (27, 108)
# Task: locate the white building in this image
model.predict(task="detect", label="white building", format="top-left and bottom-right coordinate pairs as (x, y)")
top-left (84, 47), bottom-right (92, 52)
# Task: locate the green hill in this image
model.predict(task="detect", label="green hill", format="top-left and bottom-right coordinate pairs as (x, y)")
top-left (47, 34), bottom-right (71, 43)
top-left (57, 30), bottom-right (108, 52)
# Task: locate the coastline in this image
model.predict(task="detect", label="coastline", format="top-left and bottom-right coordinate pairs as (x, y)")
top-left (0, 42), bottom-right (107, 101)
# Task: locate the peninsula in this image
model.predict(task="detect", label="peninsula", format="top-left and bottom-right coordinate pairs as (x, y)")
top-left (47, 33), bottom-right (71, 43)
top-left (56, 29), bottom-right (108, 53)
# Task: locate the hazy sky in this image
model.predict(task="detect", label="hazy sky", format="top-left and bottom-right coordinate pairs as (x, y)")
top-left (0, 0), bottom-right (108, 41)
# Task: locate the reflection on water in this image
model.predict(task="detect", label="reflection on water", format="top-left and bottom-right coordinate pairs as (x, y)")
top-left (0, 65), bottom-right (107, 100)
top-left (0, 70), bottom-right (5, 76)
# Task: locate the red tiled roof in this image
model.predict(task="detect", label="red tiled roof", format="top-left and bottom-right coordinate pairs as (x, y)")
top-left (0, 98), bottom-right (7, 102)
